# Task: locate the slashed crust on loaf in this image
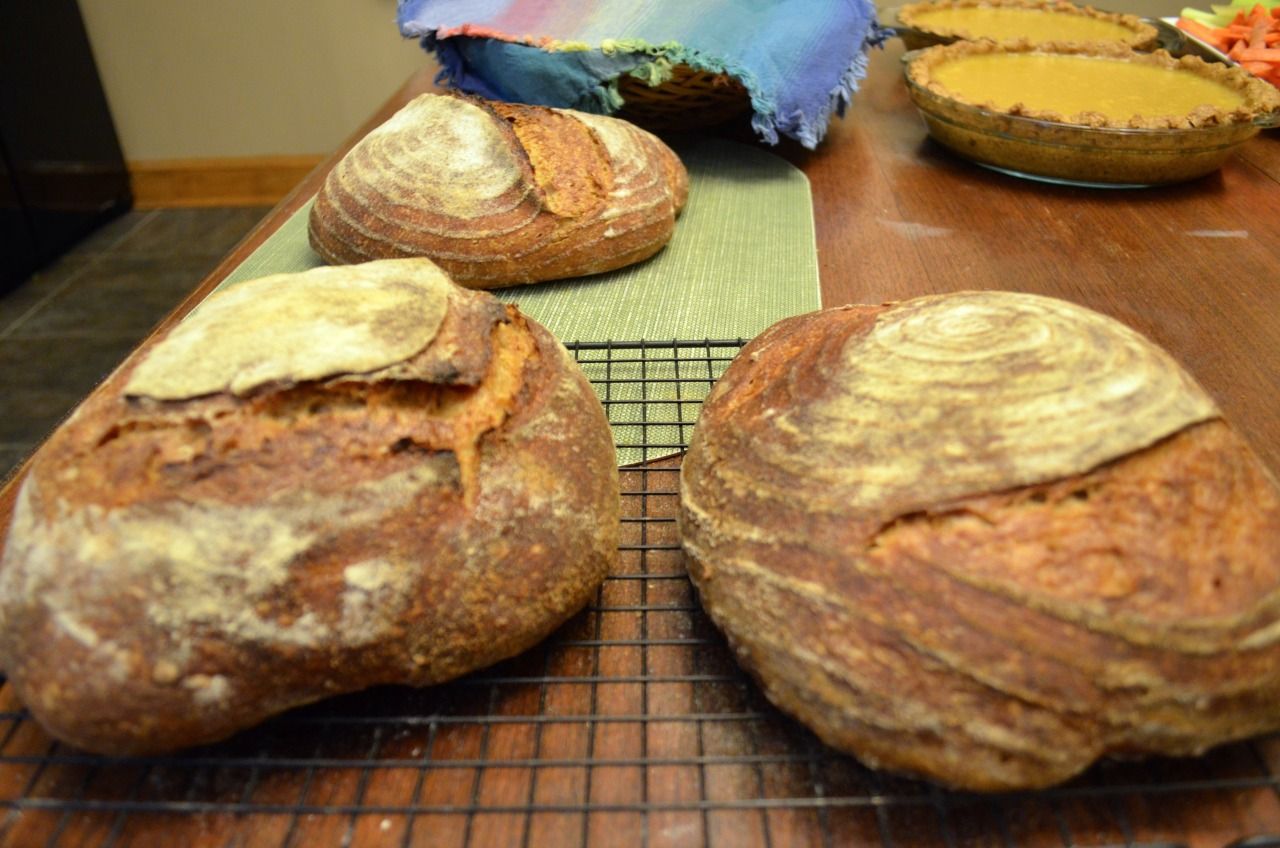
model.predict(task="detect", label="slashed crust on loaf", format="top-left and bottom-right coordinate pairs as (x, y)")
top-left (0, 259), bottom-right (620, 755)
top-left (308, 94), bottom-right (690, 288)
top-left (679, 294), bottom-right (1280, 791)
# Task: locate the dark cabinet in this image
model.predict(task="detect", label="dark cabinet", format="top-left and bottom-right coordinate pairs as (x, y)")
top-left (0, 0), bottom-right (132, 290)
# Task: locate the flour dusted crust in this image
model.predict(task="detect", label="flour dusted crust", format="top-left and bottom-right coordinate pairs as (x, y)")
top-left (308, 93), bottom-right (689, 289)
top-left (679, 292), bottom-right (1280, 791)
top-left (125, 262), bottom-right (455, 400)
top-left (0, 258), bottom-right (620, 755)
top-left (906, 41), bottom-right (1280, 129)
top-left (896, 0), bottom-right (1158, 49)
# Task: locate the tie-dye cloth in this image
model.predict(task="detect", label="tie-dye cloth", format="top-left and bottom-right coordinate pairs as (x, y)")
top-left (397, 0), bottom-right (889, 149)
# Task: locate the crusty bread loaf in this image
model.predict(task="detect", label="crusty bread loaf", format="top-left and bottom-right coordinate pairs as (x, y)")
top-left (0, 258), bottom-right (620, 755)
top-left (308, 93), bottom-right (689, 288)
top-left (679, 291), bottom-right (1280, 791)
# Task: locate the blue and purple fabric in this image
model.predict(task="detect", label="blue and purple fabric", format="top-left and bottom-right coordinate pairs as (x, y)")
top-left (397, 0), bottom-right (890, 149)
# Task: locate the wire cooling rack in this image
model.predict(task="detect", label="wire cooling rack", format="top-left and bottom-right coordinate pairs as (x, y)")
top-left (2, 339), bottom-right (1280, 847)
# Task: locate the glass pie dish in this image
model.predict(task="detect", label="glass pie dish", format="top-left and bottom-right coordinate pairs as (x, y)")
top-left (890, 0), bottom-right (1159, 50)
top-left (903, 42), bottom-right (1280, 187)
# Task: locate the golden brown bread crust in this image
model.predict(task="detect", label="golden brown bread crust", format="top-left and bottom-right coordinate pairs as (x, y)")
top-left (0, 259), bottom-right (620, 755)
top-left (307, 93), bottom-right (690, 288)
top-left (679, 293), bottom-right (1280, 791)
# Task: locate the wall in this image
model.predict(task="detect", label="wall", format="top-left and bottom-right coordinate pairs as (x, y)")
top-left (79, 0), bottom-right (1192, 162)
top-left (78, 0), bottom-right (430, 161)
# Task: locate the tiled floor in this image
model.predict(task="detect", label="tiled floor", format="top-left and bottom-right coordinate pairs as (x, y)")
top-left (0, 206), bottom-right (270, 482)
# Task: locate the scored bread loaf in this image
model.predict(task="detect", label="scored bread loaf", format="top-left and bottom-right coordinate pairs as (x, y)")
top-left (308, 93), bottom-right (690, 288)
top-left (679, 290), bottom-right (1280, 791)
top-left (0, 258), bottom-right (620, 755)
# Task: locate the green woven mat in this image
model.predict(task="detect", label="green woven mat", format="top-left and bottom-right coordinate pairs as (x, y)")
top-left (218, 137), bottom-right (819, 462)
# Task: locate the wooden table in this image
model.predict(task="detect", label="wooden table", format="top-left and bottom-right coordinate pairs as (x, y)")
top-left (1, 41), bottom-right (1278, 847)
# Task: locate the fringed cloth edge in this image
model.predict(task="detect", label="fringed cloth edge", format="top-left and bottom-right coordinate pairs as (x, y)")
top-left (413, 25), bottom-right (892, 149)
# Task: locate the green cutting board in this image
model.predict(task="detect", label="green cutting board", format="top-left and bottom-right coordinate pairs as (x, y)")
top-left (221, 137), bottom-right (819, 343)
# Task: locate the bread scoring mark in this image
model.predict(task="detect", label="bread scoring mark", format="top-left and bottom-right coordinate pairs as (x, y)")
top-left (126, 260), bottom-right (454, 401)
top-left (0, 315), bottom-right (529, 666)
top-left (731, 600), bottom-right (1070, 760)
top-left (684, 496), bottom-right (1112, 722)
top-left (359, 95), bottom-right (524, 217)
top-left (334, 127), bottom-right (534, 232)
top-left (325, 180), bottom-right (539, 247)
top-left (678, 293), bottom-right (1280, 789)
top-left (498, 103), bottom-right (610, 221)
top-left (683, 541), bottom-right (1094, 778)
top-left (772, 291), bottom-right (1218, 514)
top-left (568, 115), bottom-right (675, 216)
top-left (309, 94), bottom-right (686, 288)
top-left (0, 280), bottom-right (619, 755)
top-left (568, 111), bottom-right (649, 177)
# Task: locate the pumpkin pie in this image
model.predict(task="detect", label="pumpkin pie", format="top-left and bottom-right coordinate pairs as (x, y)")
top-left (903, 42), bottom-right (1280, 185)
top-left (895, 0), bottom-right (1158, 50)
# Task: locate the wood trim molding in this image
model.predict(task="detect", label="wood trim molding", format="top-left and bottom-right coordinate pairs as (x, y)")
top-left (128, 155), bottom-right (325, 208)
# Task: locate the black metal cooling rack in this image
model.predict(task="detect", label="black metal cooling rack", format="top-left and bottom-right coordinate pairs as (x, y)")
top-left (0, 339), bottom-right (1279, 847)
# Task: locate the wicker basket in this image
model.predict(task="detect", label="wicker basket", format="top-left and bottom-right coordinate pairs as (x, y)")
top-left (615, 64), bottom-right (751, 132)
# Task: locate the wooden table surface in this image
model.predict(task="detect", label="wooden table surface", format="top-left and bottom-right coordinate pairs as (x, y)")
top-left (1, 40), bottom-right (1279, 847)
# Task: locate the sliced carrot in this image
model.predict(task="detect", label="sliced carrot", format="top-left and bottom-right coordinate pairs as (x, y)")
top-left (1177, 16), bottom-right (1232, 48)
top-left (1249, 19), bottom-right (1270, 45)
top-left (1178, 4), bottom-right (1280, 89)
top-left (1235, 45), bottom-right (1280, 59)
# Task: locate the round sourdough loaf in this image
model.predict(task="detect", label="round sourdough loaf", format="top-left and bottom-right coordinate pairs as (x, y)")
top-left (308, 93), bottom-right (690, 288)
top-left (0, 258), bottom-right (620, 755)
top-left (679, 291), bottom-right (1280, 791)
